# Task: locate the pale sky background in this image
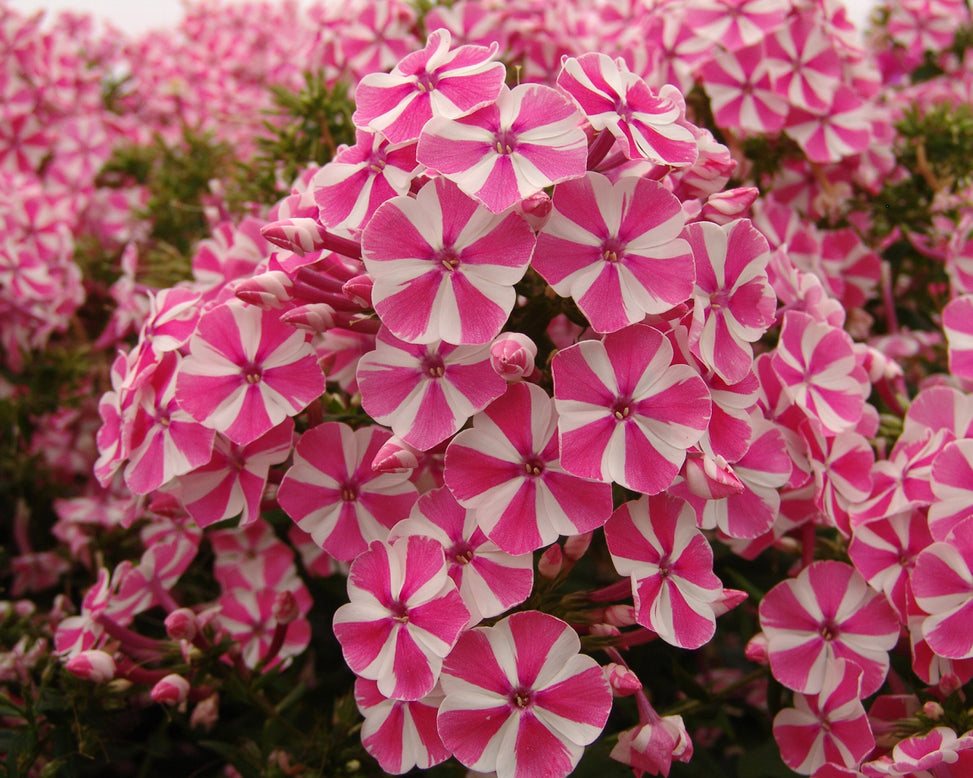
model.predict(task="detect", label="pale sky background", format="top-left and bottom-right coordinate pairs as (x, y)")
top-left (11, 0), bottom-right (880, 35)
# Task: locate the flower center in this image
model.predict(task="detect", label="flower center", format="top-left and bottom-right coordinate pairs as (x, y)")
top-left (523, 455), bottom-right (544, 477)
top-left (340, 483), bottom-right (358, 502)
top-left (449, 542), bottom-right (475, 566)
top-left (243, 364), bottom-right (262, 384)
top-left (601, 237), bottom-right (624, 264)
top-left (820, 621), bottom-right (839, 642)
top-left (390, 600), bottom-right (409, 623)
top-left (421, 352), bottom-right (446, 379)
top-left (438, 246), bottom-right (461, 272)
top-left (612, 398), bottom-right (632, 420)
top-left (510, 686), bottom-right (533, 710)
top-left (494, 130), bottom-right (516, 156)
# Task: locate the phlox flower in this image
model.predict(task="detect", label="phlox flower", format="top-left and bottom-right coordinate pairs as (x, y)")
top-left (759, 560), bottom-right (900, 697)
top-left (354, 678), bottom-right (451, 774)
top-left (215, 584), bottom-right (313, 670)
top-left (169, 419), bottom-right (294, 528)
top-left (352, 28), bottom-right (505, 144)
top-left (444, 382), bottom-right (613, 555)
top-left (696, 42), bottom-right (789, 135)
top-left (911, 517), bottom-right (973, 660)
top-left (683, 0), bottom-right (787, 50)
top-left (437, 610), bottom-right (612, 778)
top-left (417, 82), bottom-right (588, 213)
top-left (552, 324), bottom-right (711, 495)
top-left (311, 129), bottom-right (420, 233)
top-left (277, 422), bottom-right (418, 562)
top-left (605, 494), bottom-right (724, 650)
top-left (389, 486), bottom-right (533, 626)
top-left (863, 726), bottom-right (973, 777)
top-left (531, 172), bottom-right (694, 334)
top-left (784, 87), bottom-right (872, 164)
top-left (771, 311), bottom-right (870, 435)
top-left (361, 176), bottom-right (536, 345)
top-left (684, 218), bottom-right (775, 384)
top-left (763, 15), bottom-right (842, 113)
top-left (356, 326), bottom-right (506, 451)
top-left (175, 300), bottom-right (326, 446)
top-left (556, 53), bottom-right (697, 166)
top-left (209, 521), bottom-right (303, 593)
top-left (773, 659), bottom-right (875, 776)
top-left (943, 295), bottom-right (973, 380)
top-left (333, 535), bottom-right (470, 701)
top-left (929, 439), bottom-right (973, 542)
top-left (610, 715), bottom-right (693, 778)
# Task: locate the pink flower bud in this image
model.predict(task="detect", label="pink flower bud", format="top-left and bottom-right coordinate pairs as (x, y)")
top-left (261, 217), bottom-right (327, 255)
top-left (610, 715), bottom-right (693, 776)
top-left (744, 632), bottom-right (769, 665)
top-left (589, 623), bottom-right (622, 638)
top-left (371, 435), bottom-right (419, 472)
top-left (490, 332), bottom-right (538, 380)
top-left (604, 663), bottom-right (642, 696)
top-left (191, 693), bottom-right (220, 731)
top-left (235, 271), bottom-right (294, 309)
top-left (939, 673), bottom-right (963, 696)
top-left (683, 451), bottom-right (743, 500)
top-left (341, 274), bottom-right (373, 307)
top-left (563, 532), bottom-right (593, 562)
top-left (519, 190), bottom-right (553, 229)
top-left (273, 591), bottom-right (300, 625)
top-left (280, 302), bottom-right (337, 332)
top-left (603, 604), bottom-right (637, 627)
top-left (165, 608), bottom-right (198, 642)
top-left (922, 701), bottom-right (945, 721)
top-left (699, 186), bottom-right (759, 223)
top-left (65, 650), bottom-right (116, 683)
top-left (538, 544), bottom-right (563, 579)
top-left (151, 674), bottom-right (190, 706)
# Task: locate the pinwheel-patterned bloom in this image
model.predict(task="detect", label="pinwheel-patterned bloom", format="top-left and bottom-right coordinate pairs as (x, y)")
top-left (175, 301), bottom-right (326, 446)
top-left (361, 176), bottom-right (536, 345)
top-left (929, 439), bottom-right (973, 542)
top-left (352, 28), bottom-right (505, 144)
top-left (684, 218), bottom-right (775, 384)
top-left (552, 324), bottom-right (711, 494)
top-left (763, 15), bottom-right (842, 113)
top-left (912, 517), bottom-right (973, 660)
top-left (759, 560), bottom-right (900, 697)
top-left (389, 486), bottom-right (534, 625)
top-left (333, 535), bottom-right (470, 701)
top-left (417, 82), bottom-right (588, 213)
top-left (556, 53), bottom-right (697, 166)
top-left (437, 610), bottom-right (612, 778)
top-left (356, 326), bottom-right (506, 451)
top-left (864, 726), bottom-right (973, 777)
top-left (444, 382), bottom-right (613, 555)
top-left (354, 678), bottom-right (451, 774)
top-left (531, 172), bottom-right (694, 334)
top-left (697, 42), bottom-right (789, 135)
top-left (773, 659), bottom-right (875, 776)
top-left (771, 311), bottom-right (870, 435)
top-left (785, 87), bottom-right (872, 164)
top-left (278, 422), bottom-right (418, 562)
top-left (311, 130), bottom-right (420, 233)
top-left (605, 494), bottom-right (724, 649)
top-left (173, 420), bottom-right (295, 528)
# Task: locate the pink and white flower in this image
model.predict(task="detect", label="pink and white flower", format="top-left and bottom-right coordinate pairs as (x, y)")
top-left (437, 610), bottom-right (612, 778)
top-left (605, 494), bottom-right (724, 649)
top-left (444, 381), bottom-right (613, 555)
top-left (531, 172), bottom-right (694, 334)
top-left (759, 560), bottom-right (900, 697)
top-left (417, 82), bottom-right (588, 213)
top-left (552, 324), bottom-right (711, 494)
top-left (361, 176), bottom-right (535, 345)
top-left (333, 535), bottom-right (470, 701)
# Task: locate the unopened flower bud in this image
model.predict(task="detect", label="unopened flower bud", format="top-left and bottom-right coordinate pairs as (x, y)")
top-left (683, 451), bottom-right (743, 500)
top-left (165, 608), bottom-right (198, 642)
top-left (538, 544), bottom-right (563, 579)
top-left (922, 701), bottom-right (945, 721)
top-left (490, 332), bottom-right (538, 380)
top-left (191, 692), bottom-right (220, 731)
top-left (604, 663), bottom-right (642, 696)
top-left (342, 274), bottom-right (373, 307)
top-left (280, 302), bottom-right (337, 332)
top-left (603, 604), bottom-right (637, 627)
top-left (261, 217), bottom-right (327, 255)
top-left (519, 190), bottom-right (553, 229)
top-left (273, 591), bottom-right (300, 625)
top-left (151, 674), bottom-right (190, 706)
top-left (699, 186), bottom-right (759, 223)
top-left (563, 532), bottom-right (593, 562)
top-left (371, 435), bottom-right (419, 472)
top-left (939, 673), bottom-right (963, 696)
top-left (744, 632), bottom-right (769, 665)
top-left (589, 623), bottom-right (622, 638)
top-left (65, 650), bottom-right (116, 683)
top-left (235, 271), bottom-right (294, 309)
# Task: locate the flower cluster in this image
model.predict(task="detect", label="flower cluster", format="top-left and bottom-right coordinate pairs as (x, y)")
top-left (5, 1), bottom-right (973, 777)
